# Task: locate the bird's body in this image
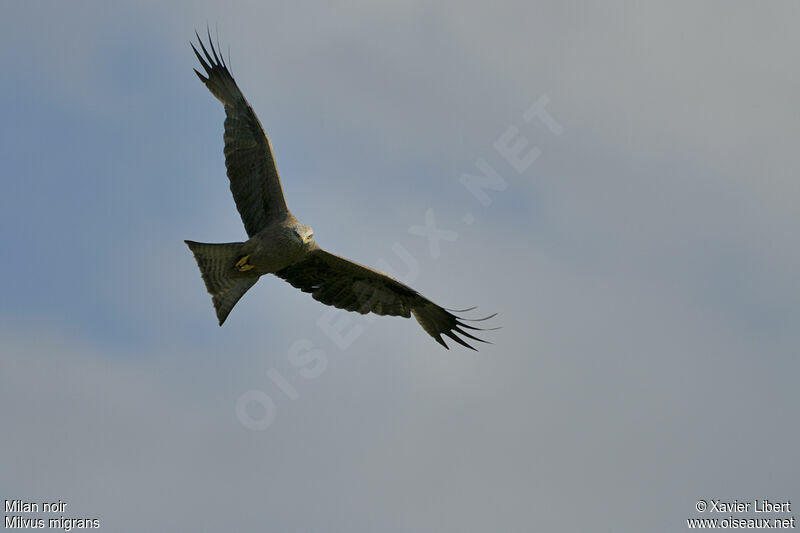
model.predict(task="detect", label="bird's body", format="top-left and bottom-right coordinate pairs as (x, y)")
top-left (185, 31), bottom-right (496, 350)
top-left (240, 216), bottom-right (315, 275)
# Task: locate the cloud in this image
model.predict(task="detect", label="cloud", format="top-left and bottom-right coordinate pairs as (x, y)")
top-left (2, 1), bottom-right (799, 531)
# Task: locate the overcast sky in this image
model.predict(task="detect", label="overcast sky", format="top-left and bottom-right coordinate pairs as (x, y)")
top-left (1, 2), bottom-right (798, 532)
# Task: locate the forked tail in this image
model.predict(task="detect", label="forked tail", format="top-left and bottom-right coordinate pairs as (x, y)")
top-left (185, 240), bottom-right (258, 325)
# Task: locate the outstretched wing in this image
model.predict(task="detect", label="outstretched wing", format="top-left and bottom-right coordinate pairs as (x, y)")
top-left (275, 249), bottom-right (496, 350)
top-left (192, 31), bottom-right (289, 237)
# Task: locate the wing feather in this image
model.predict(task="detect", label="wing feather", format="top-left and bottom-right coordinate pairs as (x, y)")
top-left (276, 249), bottom-right (496, 350)
top-left (193, 31), bottom-right (289, 237)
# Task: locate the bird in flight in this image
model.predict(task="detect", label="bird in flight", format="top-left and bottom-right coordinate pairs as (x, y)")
top-left (185, 31), bottom-right (496, 350)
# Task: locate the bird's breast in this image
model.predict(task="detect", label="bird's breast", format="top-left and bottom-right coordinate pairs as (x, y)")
top-left (243, 227), bottom-right (304, 274)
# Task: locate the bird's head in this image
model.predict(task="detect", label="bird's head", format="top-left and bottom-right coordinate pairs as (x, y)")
top-left (294, 224), bottom-right (315, 245)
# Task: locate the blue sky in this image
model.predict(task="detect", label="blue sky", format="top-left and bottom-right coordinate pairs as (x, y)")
top-left (2, 2), bottom-right (798, 532)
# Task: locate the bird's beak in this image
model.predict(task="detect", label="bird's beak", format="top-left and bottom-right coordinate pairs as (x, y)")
top-left (302, 235), bottom-right (312, 244)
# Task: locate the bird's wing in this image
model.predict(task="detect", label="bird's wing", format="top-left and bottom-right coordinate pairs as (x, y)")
top-left (192, 31), bottom-right (289, 237)
top-left (275, 249), bottom-right (496, 350)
